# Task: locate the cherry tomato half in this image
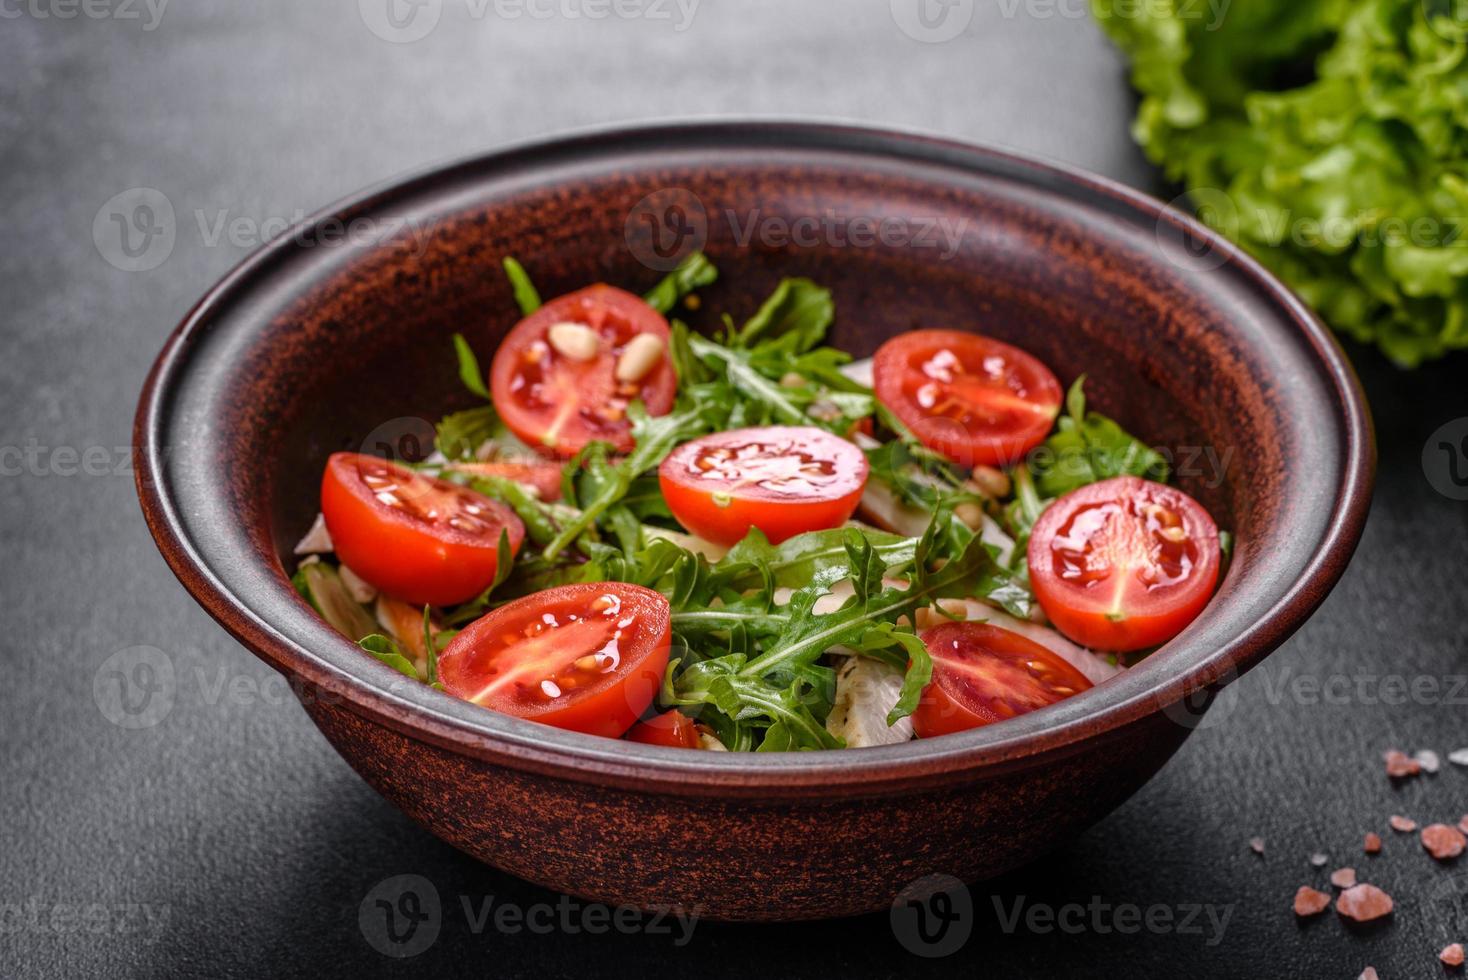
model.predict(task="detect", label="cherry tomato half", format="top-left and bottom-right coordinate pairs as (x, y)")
top-left (912, 622), bottom-right (1094, 738)
top-left (439, 583), bottom-right (671, 737)
top-left (489, 285), bottom-right (677, 458)
top-left (873, 329), bottom-right (1062, 467)
top-left (625, 709), bottom-right (700, 748)
top-left (658, 426), bottom-right (870, 547)
top-left (1027, 476), bottom-right (1221, 652)
top-left (320, 453), bottom-right (525, 607)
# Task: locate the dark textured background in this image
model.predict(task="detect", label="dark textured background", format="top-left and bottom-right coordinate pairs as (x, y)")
top-left (3, 2), bottom-right (1466, 977)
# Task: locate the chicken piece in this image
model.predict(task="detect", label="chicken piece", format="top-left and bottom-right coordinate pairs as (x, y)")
top-left (825, 654), bottom-right (915, 748)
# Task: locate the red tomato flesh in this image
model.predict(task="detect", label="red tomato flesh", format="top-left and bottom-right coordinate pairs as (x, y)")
top-left (658, 425), bottom-right (870, 547)
top-left (489, 284), bottom-right (676, 458)
top-left (320, 453), bottom-right (525, 607)
top-left (439, 583), bottom-right (671, 737)
top-left (913, 622), bottom-right (1094, 737)
top-left (873, 329), bottom-right (1062, 467)
top-left (625, 709), bottom-right (700, 748)
top-left (1027, 476), bottom-right (1221, 652)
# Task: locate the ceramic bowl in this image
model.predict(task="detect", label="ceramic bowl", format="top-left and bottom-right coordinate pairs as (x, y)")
top-left (135, 122), bottom-right (1373, 921)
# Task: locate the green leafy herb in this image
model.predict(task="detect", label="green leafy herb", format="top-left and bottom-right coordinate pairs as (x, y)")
top-left (420, 605), bottom-right (441, 687)
top-left (644, 252), bottom-right (718, 314)
top-left (1028, 376), bottom-right (1168, 498)
top-left (540, 402), bottom-right (708, 559)
top-left (452, 333), bottom-right (491, 400)
top-left (728, 277), bottom-right (835, 353)
top-left (358, 634), bottom-right (420, 680)
top-left (502, 256), bottom-right (541, 316)
top-left (436, 406), bottom-right (499, 461)
top-left (1094, 0), bottom-right (1468, 366)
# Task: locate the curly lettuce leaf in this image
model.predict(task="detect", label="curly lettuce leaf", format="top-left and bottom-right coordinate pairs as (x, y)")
top-left (1095, 0), bottom-right (1468, 365)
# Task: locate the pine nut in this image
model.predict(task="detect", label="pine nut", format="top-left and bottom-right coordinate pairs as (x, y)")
top-left (965, 466), bottom-right (1011, 500)
top-left (547, 322), bottom-right (600, 361)
top-left (955, 501), bottom-right (986, 531)
top-left (615, 333), bottom-right (666, 383)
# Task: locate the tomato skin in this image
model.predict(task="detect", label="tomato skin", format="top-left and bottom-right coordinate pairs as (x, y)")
top-left (625, 709), bottom-right (700, 748)
top-left (320, 453), bottom-right (525, 607)
top-left (448, 461), bottom-right (564, 501)
top-left (438, 583), bottom-right (671, 738)
top-left (1027, 476), bottom-right (1221, 652)
top-left (489, 285), bottom-right (676, 458)
top-left (658, 426), bottom-right (870, 547)
top-left (873, 329), bottom-right (1062, 467)
top-left (913, 622), bottom-right (1094, 738)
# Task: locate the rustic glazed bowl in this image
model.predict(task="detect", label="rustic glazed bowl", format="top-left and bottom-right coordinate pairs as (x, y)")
top-left (135, 122), bottom-right (1373, 921)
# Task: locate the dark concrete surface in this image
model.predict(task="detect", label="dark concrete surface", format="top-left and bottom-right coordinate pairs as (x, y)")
top-left (2, 2), bottom-right (1466, 977)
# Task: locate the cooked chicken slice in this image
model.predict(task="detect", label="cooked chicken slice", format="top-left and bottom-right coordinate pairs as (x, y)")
top-left (826, 654), bottom-right (915, 748)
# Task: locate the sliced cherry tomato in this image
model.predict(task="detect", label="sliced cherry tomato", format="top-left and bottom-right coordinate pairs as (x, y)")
top-left (1027, 476), bottom-right (1221, 652)
top-left (913, 622), bottom-right (1094, 738)
top-left (658, 425), bottom-right (870, 547)
top-left (625, 709), bottom-right (700, 748)
top-left (873, 329), bottom-right (1062, 467)
top-left (489, 285), bottom-right (676, 458)
top-left (320, 453), bottom-right (525, 607)
top-left (438, 583), bottom-right (671, 738)
top-left (448, 460), bottom-right (564, 501)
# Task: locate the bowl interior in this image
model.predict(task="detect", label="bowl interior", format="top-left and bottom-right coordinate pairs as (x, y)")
top-left (139, 123), bottom-right (1370, 791)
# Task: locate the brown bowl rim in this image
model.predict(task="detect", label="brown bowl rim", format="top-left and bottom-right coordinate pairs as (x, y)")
top-left (134, 120), bottom-right (1374, 800)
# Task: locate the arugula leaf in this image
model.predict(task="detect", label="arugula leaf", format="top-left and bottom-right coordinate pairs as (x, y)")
top-left (714, 526), bottom-right (913, 594)
top-left (644, 252), bottom-right (718, 315)
top-left (452, 333), bottom-right (491, 400)
top-left (1028, 377), bottom-right (1169, 498)
top-left (686, 334), bottom-right (807, 425)
top-left (730, 278), bottom-right (834, 352)
top-left (420, 605), bottom-right (441, 688)
top-left (540, 402), bottom-right (708, 559)
top-left (863, 438), bottom-right (968, 511)
top-left (502, 257), bottom-right (541, 316)
top-left (436, 406), bottom-right (499, 461)
top-left (358, 634), bottom-right (421, 680)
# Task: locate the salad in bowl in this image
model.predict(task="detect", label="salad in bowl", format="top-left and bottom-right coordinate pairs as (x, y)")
top-left (292, 252), bottom-right (1227, 753)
